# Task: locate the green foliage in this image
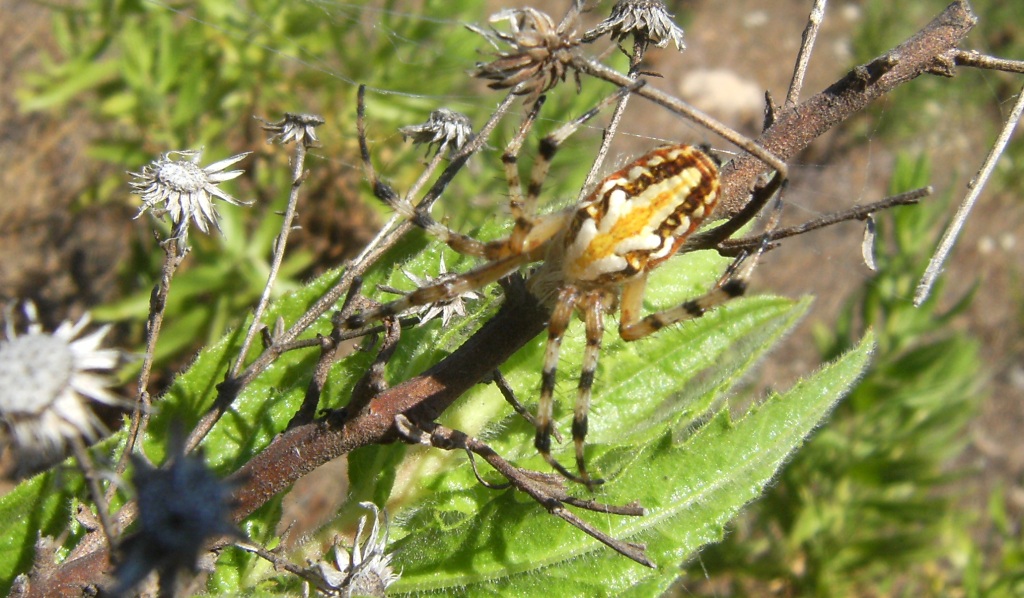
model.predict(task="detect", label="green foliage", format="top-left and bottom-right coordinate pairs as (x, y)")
top-left (687, 155), bottom-right (986, 595)
top-left (387, 328), bottom-right (872, 596)
top-left (0, 229), bottom-right (876, 595)
top-left (17, 0), bottom-right (503, 372)
top-left (5, 1), bottom-right (982, 595)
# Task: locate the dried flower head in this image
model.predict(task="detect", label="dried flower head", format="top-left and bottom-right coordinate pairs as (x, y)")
top-left (399, 109), bottom-right (473, 157)
top-left (0, 302), bottom-right (123, 462)
top-left (469, 5), bottom-right (583, 98)
top-left (312, 502), bottom-right (399, 597)
top-left (129, 149), bottom-right (252, 244)
top-left (112, 441), bottom-right (242, 596)
top-left (258, 112), bottom-right (326, 146)
top-left (584, 0), bottom-right (686, 52)
top-left (378, 255), bottom-right (482, 327)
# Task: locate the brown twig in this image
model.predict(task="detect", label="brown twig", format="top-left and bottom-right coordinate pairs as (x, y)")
top-left (114, 238), bottom-right (187, 486)
top-left (717, 0), bottom-right (976, 215)
top-left (704, 187), bottom-right (932, 256)
top-left (948, 49), bottom-right (1024, 74)
top-left (786, 0), bottom-right (828, 107)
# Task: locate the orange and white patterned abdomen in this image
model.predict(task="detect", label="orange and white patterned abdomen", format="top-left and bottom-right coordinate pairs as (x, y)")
top-left (562, 144), bottom-right (720, 284)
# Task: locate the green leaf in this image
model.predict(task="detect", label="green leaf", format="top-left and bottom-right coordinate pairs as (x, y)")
top-left (0, 467), bottom-right (87, 593)
top-left (386, 324), bottom-right (875, 595)
top-left (17, 59), bottom-right (120, 112)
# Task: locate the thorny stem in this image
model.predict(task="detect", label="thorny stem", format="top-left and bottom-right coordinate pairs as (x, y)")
top-left (914, 80), bottom-right (1024, 305)
top-left (229, 141), bottom-right (310, 379)
top-left (786, 0), bottom-right (828, 107)
top-left (114, 239), bottom-right (187, 483)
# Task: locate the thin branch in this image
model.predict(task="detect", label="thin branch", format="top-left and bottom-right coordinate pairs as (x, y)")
top-left (70, 438), bottom-right (116, 549)
top-left (489, 368), bottom-right (561, 442)
top-left (575, 57), bottom-right (790, 180)
top-left (234, 541), bottom-right (327, 589)
top-left (114, 239), bottom-right (187, 483)
top-left (786, 0), bottom-right (828, 107)
top-left (230, 140), bottom-right (310, 379)
top-left (914, 80), bottom-right (1024, 305)
top-left (394, 415), bottom-right (652, 566)
top-left (950, 49), bottom-right (1024, 74)
top-left (708, 187), bottom-right (931, 255)
top-left (577, 38), bottom-right (647, 202)
top-left (719, 0), bottom-right (976, 215)
top-left (183, 90), bottom-right (522, 452)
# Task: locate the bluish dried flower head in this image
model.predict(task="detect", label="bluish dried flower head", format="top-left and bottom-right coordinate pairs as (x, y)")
top-left (129, 149), bottom-right (251, 244)
top-left (584, 0), bottom-right (686, 51)
top-left (258, 112), bottom-right (326, 146)
top-left (112, 443), bottom-right (242, 596)
top-left (0, 302), bottom-right (122, 462)
top-left (399, 109), bottom-right (473, 157)
top-left (313, 502), bottom-right (399, 597)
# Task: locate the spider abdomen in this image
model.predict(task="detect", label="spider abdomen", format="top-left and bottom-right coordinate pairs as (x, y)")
top-left (563, 144), bottom-right (720, 284)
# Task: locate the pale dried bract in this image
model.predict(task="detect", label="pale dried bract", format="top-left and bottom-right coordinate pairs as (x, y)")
top-left (399, 109), bottom-right (473, 157)
top-left (584, 0), bottom-right (686, 52)
top-left (379, 255), bottom-right (482, 327)
top-left (259, 112), bottom-right (326, 147)
top-left (311, 502), bottom-right (399, 597)
top-left (469, 4), bottom-right (584, 98)
top-left (129, 149), bottom-right (252, 244)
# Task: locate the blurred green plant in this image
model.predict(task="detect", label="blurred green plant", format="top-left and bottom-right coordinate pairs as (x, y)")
top-left (684, 155), bottom-right (990, 595)
top-left (16, 0), bottom-right (520, 373)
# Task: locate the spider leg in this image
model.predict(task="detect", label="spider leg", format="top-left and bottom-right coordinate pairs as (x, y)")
top-left (357, 88), bottom-right (495, 260)
top-left (345, 252), bottom-right (530, 329)
top-left (505, 85), bottom-right (637, 252)
top-left (617, 257), bottom-right (746, 342)
top-left (502, 95), bottom-right (547, 225)
top-left (619, 196), bottom-right (782, 341)
top-left (535, 286), bottom-right (599, 488)
top-left (572, 292), bottom-right (606, 488)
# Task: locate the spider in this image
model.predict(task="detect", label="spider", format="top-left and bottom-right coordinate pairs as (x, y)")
top-left (347, 85), bottom-right (784, 489)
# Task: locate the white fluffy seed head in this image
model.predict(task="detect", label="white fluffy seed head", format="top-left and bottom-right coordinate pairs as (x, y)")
top-left (0, 305), bottom-right (123, 463)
